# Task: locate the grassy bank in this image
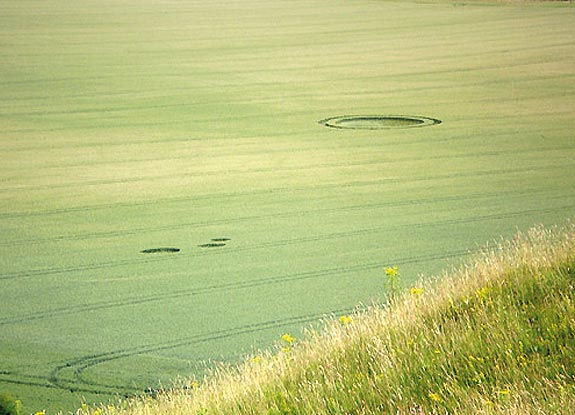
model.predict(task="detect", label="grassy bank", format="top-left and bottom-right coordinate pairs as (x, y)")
top-left (78, 224), bottom-right (575, 415)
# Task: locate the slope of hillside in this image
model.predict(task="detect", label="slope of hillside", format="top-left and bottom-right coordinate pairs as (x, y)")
top-left (75, 224), bottom-right (575, 415)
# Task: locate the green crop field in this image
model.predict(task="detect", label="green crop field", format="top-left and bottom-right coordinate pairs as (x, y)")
top-left (1, 0), bottom-right (574, 413)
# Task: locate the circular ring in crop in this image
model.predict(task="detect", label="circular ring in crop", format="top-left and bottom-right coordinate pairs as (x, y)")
top-left (140, 247), bottom-right (180, 254)
top-left (319, 115), bottom-right (441, 130)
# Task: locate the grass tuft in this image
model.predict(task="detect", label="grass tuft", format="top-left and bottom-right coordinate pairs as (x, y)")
top-left (79, 223), bottom-right (575, 415)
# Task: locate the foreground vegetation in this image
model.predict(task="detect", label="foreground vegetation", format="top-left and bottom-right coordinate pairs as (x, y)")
top-left (77, 224), bottom-right (575, 415)
top-left (1, 0), bottom-right (574, 411)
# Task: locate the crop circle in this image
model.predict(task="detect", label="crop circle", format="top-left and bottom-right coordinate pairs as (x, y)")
top-left (319, 115), bottom-right (441, 130)
top-left (140, 247), bottom-right (180, 254)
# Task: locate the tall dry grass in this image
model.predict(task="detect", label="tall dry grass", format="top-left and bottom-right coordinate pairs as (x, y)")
top-left (80, 223), bottom-right (575, 415)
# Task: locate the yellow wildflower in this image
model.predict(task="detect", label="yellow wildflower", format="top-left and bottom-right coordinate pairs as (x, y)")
top-left (385, 266), bottom-right (399, 277)
top-left (251, 356), bottom-right (263, 363)
top-left (428, 392), bottom-right (442, 403)
top-left (339, 315), bottom-right (353, 325)
top-left (410, 287), bottom-right (424, 296)
top-left (498, 388), bottom-right (510, 395)
top-left (282, 333), bottom-right (296, 344)
top-left (476, 286), bottom-right (491, 299)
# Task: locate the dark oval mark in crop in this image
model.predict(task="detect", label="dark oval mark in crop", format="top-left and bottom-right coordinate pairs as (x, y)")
top-left (198, 243), bottom-right (226, 248)
top-left (140, 247), bottom-right (180, 254)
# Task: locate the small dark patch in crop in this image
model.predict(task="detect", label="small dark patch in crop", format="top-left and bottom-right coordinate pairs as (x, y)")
top-left (199, 243), bottom-right (226, 248)
top-left (140, 247), bottom-right (180, 254)
top-left (211, 238), bottom-right (231, 242)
